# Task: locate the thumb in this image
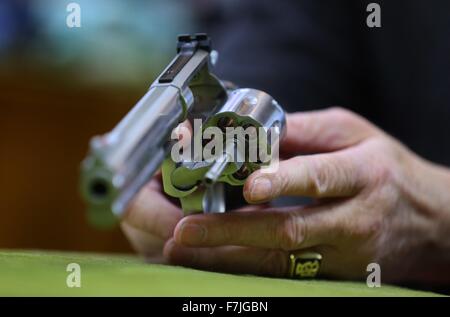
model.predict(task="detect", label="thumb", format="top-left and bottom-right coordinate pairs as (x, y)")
top-left (244, 151), bottom-right (368, 203)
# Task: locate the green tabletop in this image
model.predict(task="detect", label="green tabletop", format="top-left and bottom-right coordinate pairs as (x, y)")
top-left (0, 250), bottom-right (439, 296)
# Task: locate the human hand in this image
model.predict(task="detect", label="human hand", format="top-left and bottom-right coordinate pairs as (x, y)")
top-left (121, 172), bottom-right (183, 263)
top-left (165, 108), bottom-right (450, 285)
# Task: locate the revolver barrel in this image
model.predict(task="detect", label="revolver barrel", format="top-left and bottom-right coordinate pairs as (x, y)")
top-left (80, 86), bottom-right (186, 227)
top-left (80, 34), bottom-right (225, 227)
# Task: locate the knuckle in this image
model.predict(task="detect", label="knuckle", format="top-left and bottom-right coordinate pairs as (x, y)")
top-left (146, 210), bottom-right (166, 237)
top-left (273, 158), bottom-right (303, 196)
top-left (308, 157), bottom-right (333, 196)
top-left (310, 155), bottom-right (363, 196)
top-left (367, 216), bottom-right (383, 238)
top-left (327, 106), bottom-right (354, 121)
top-left (372, 163), bottom-right (393, 187)
top-left (363, 145), bottom-right (395, 187)
top-left (258, 250), bottom-right (288, 277)
top-left (344, 200), bottom-right (385, 240)
top-left (123, 202), bottom-right (141, 227)
top-left (127, 187), bottom-right (154, 219)
top-left (352, 214), bottom-right (383, 240)
top-left (124, 190), bottom-right (178, 239)
top-left (327, 106), bottom-right (372, 131)
top-left (217, 214), bottom-right (241, 244)
top-left (221, 223), bottom-right (235, 244)
top-left (270, 173), bottom-right (284, 197)
top-left (275, 213), bottom-right (305, 251)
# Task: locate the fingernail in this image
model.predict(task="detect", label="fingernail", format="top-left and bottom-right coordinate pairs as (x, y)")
top-left (178, 223), bottom-right (206, 245)
top-left (250, 177), bottom-right (273, 201)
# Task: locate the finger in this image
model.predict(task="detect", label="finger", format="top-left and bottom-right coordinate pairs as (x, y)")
top-left (282, 107), bottom-right (378, 155)
top-left (313, 245), bottom-right (371, 280)
top-left (165, 239), bottom-right (339, 278)
top-left (164, 239), bottom-right (289, 277)
top-left (148, 172), bottom-right (162, 189)
top-left (244, 149), bottom-right (368, 203)
top-left (123, 178), bottom-right (183, 240)
top-left (229, 203), bottom-right (271, 212)
top-left (173, 205), bottom-right (344, 250)
top-left (171, 120), bottom-right (193, 148)
top-left (121, 222), bottom-right (166, 264)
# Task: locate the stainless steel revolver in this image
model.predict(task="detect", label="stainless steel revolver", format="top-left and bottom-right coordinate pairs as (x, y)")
top-left (80, 34), bottom-right (286, 228)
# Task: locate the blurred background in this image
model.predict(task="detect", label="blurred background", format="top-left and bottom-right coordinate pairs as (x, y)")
top-left (2, 0), bottom-right (449, 256)
top-left (0, 0), bottom-right (221, 253)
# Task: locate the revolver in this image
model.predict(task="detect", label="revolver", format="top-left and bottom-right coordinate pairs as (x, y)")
top-left (80, 34), bottom-right (286, 228)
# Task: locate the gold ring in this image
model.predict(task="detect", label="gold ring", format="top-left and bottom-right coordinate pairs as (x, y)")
top-left (288, 251), bottom-right (322, 279)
